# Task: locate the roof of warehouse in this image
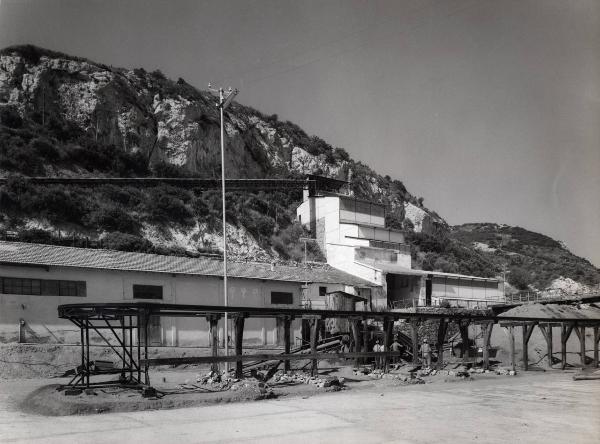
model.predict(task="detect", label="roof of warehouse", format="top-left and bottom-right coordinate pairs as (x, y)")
top-left (0, 241), bottom-right (377, 287)
top-left (356, 261), bottom-right (499, 282)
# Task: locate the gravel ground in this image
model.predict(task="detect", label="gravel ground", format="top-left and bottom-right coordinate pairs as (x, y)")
top-left (1, 371), bottom-right (599, 443)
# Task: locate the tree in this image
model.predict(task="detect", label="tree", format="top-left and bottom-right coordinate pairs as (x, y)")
top-left (508, 267), bottom-right (530, 290)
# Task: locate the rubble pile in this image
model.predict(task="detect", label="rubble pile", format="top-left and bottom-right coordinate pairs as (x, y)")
top-left (193, 370), bottom-right (347, 394)
top-left (271, 371), bottom-right (346, 391)
top-left (352, 367), bottom-right (426, 384)
top-left (229, 380), bottom-right (275, 399)
top-left (495, 367), bottom-right (517, 376)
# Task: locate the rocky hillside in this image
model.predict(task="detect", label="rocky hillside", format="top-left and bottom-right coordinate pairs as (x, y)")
top-left (1, 45), bottom-right (598, 290)
top-left (450, 223), bottom-right (600, 291)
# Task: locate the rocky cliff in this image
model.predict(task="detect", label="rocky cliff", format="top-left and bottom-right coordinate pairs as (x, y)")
top-left (1, 45), bottom-right (598, 290)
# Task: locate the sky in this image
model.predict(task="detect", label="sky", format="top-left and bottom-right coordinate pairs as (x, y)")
top-left (1, 0), bottom-right (599, 266)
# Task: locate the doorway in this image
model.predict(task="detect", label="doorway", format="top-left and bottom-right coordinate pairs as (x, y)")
top-left (425, 278), bottom-right (432, 306)
top-left (140, 315), bottom-right (162, 346)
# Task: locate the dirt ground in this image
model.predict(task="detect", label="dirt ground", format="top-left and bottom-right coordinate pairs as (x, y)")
top-left (1, 370), bottom-right (599, 443)
top-left (15, 357), bottom-right (581, 417)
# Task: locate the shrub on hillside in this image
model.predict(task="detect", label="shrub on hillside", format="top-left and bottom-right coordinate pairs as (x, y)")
top-left (152, 161), bottom-right (192, 177)
top-left (241, 210), bottom-right (276, 238)
top-left (144, 186), bottom-right (194, 226)
top-left (1, 180), bottom-right (89, 226)
top-left (64, 142), bottom-right (149, 176)
top-left (30, 137), bottom-right (60, 161)
top-left (84, 204), bottom-right (141, 234)
top-left (103, 232), bottom-right (153, 252)
top-left (0, 142), bottom-right (44, 174)
top-left (18, 228), bottom-right (54, 244)
top-left (433, 257), bottom-right (459, 273)
top-left (271, 222), bottom-right (325, 262)
top-left (508, 267), bottom-right (530, 290)
top-left (98, 185), bottom-right (144, 207)
top-left (0, 106), bottom-right (23, 128)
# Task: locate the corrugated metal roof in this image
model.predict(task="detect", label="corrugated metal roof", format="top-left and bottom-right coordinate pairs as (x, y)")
top-left (355, 261), bottom-right (499, 282)
top-left (0, 241), bottom-right (376, 287)
top-left (499, 303), bottom-right (600, 320)
top-left (422, 270), bottom-right (500, 282)
top-left (356, 261), bottom-right (424, 276)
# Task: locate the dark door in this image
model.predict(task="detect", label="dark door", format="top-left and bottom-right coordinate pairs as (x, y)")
top-left (276, 318), bottom-right (285, 346)
top-left (301, 319), bottom-right (311, 344)
top-left (140, 315), bottom-right (162, 346)
top-left (425, 279), bottom-right (432, 306)
top-left (386, 274), bottom-right (396, 308)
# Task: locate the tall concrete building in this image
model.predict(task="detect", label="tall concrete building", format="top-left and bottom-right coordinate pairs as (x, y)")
top-left (297, 192), bottom-right (502, 309)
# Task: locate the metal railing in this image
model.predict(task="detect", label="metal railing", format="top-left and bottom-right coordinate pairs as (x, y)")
top-left (505, 288), bottom-right (600, 304)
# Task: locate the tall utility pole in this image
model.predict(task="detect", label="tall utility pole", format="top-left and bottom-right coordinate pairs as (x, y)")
top-left (299, 237), bottom-right (319, 264)
top-left (208, 84), bottom-right (238, 373)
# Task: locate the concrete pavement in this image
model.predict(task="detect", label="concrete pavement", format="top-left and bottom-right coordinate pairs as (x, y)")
top-left (0, 372), bottom-right (598, 443)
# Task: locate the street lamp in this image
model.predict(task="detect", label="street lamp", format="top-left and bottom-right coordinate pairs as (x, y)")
top-left (209, 84), bottom-right (238, 373)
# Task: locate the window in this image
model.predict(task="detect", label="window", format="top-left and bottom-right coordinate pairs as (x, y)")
top-left (319, 286), bottom-right (327, 297)
top-left (271, 291), bottom-right (293, 305)
top-left (133, 284), bottom-right (163, 300)
top-left (2, 278), bottom-right (41, 295)
top-left (0, 276), bottom-right (86, 297)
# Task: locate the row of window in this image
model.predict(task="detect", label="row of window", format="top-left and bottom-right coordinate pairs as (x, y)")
top-left (0, 277), bottom-right (87, 297)
top-left (1, 277), bottom-right (296, 305)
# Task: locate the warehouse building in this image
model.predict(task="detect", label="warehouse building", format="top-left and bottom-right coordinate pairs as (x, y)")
top-left (0, 241), bottom-right (374, 345)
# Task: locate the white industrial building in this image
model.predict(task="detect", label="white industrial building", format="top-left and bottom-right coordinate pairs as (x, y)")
top-left (297, 193), bottom-right (502, 309)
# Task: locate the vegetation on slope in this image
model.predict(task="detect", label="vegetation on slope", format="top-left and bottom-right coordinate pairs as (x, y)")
top-left (450, 223), bottom-right (600, 289)
top-left (1, 45), bottom-right (598, 288)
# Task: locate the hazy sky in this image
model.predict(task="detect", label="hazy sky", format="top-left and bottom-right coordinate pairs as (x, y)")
top-left (1, 0), bottom-right (599, 266)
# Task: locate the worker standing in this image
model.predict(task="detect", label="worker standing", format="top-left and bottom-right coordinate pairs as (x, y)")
top-left (373, 338), bottom-right (385, 369)
top-left (421, 338), bottom-right (432, 368)
top-left (390, 336), bottom-right (402, 364)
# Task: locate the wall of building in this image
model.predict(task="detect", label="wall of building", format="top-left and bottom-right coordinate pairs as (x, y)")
top-left (301, 282), bottom-right (346, 309)
top-left (430, 276), bottom-right (502, 308)
top-left (0, 264), bottom-right (304, 347)
top-left (297, 196), bottom-right (341, 244)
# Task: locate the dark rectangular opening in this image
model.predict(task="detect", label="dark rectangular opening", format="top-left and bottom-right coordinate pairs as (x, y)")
top-left (271, 291), bottom-right (293, 305)
top-left (133, 284), bottom-right (163, 300)
top-left (319, 286), bottom-right (327, 296)
top-left (1, 276), bottom-right (86, 297)
top-left (425, 279), bottom-right (432, 306)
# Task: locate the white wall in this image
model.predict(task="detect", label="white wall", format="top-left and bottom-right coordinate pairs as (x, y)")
top-left (430, 276), bottom-right (501, 307)
top-left (302, 282), bottom-right (345, 309)
top-left (0, 264), bottom-right (303, 347)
